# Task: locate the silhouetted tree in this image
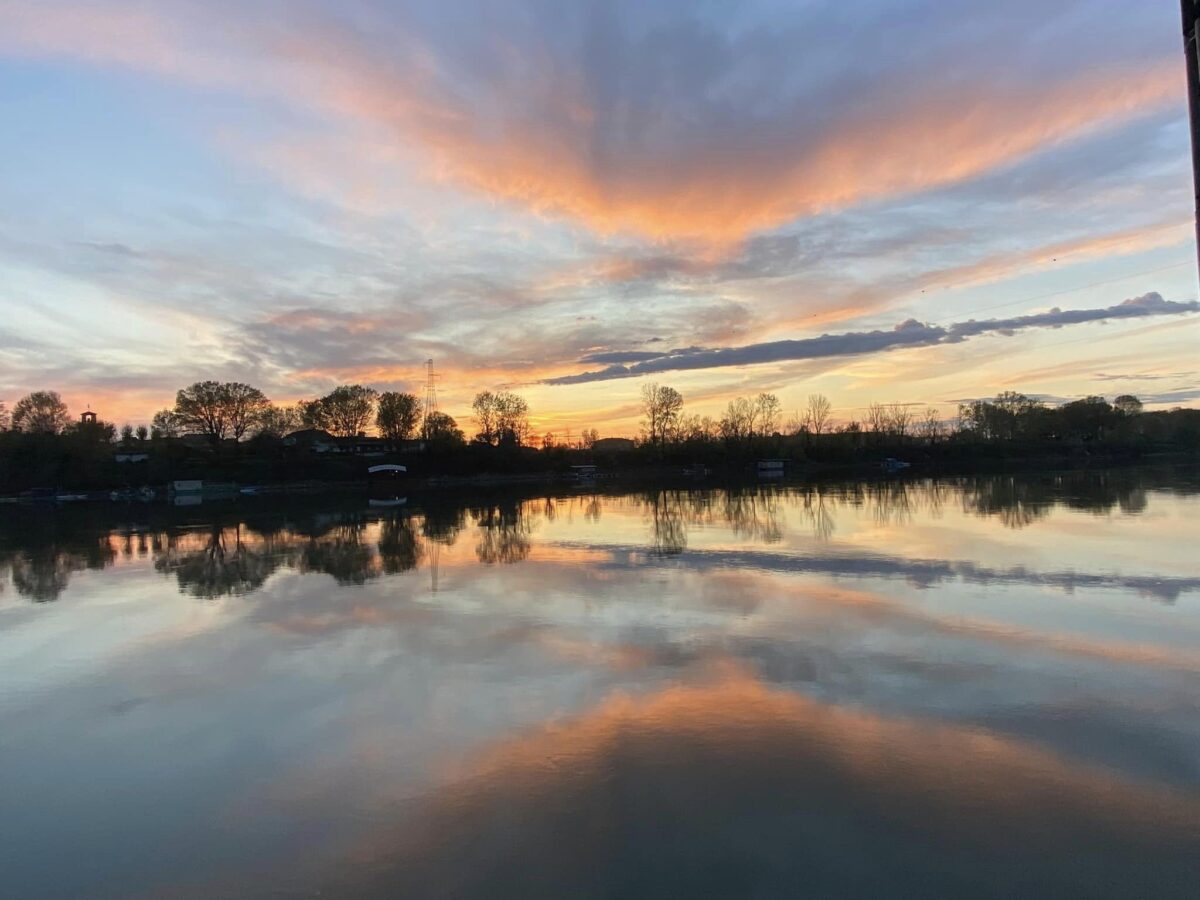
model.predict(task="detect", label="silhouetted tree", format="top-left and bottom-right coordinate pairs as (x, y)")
top-left (173, 381), bottom-right (229, 442)
top-left (303, 385), bottom-right (378, 437)
top-left (677, 414), bottom-right (717, 442)
top-left (223, 382), bottom-right (271, 440)
top-left (0, 401), bottom-right (9, 431)
top-left (173, 381), bottom-right (270, 443)
top-left (135, 425), bottom-right (149, 442)
top-left (865, 403), bottom-right (890, 436)
top-left (755, 393), bottom-right (781, 436)
top-left (254, 404), bottom-right (301, 439)
top-left (804, 394), bottom-right (832, 435)
top-left (472, 390), bottom-right (530, 446)
top-left (720, 397), bottom-right (755, 443)
top-left (718, 394), bottom-right (779, 443)
top-left (1059, 396), bottom-right (1116, 441)
top-left (423, 411), bottom-right (465, 446)
top-left (958, 392), bottom-right (1045, 441)
top-left (377, 391), bottom-right (422, 443)
top-left (886, 404), bottom-right (913, 438)
top-left (151, 408), bottom-right (182, 439)
top-left (12, 391), bottom-right (70, 434)
top-left (918, 408), bottom-right (944, 442)
top-left (1113, 395), bottom-right (1143, 416)
top-left (641, 383), bottom-right (683, 444)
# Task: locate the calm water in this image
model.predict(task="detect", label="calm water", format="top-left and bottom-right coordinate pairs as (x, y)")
top-left (2, 468), bottom-right (1199, 898)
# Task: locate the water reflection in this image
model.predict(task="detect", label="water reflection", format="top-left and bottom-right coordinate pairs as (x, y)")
top-left (378, 515), bottom-right (423, 574)
top-left (332, 674), bottom-right (1200, 899)
top-left (643, 489), bottom-right (690, 556)
top-left (0, 466), bottom-right (1197, 603)
top-left (2, 467), bottom-right (1198, 898)
top-left (958, 470), bottom-right (1152, 528)
top-left (472, 501), bottom-right (531, 565)
top-left (153, 525), bottom-right (294, 598)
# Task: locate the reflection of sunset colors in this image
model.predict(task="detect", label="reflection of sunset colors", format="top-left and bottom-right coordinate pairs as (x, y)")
top-left (334, 674), bottom-right (1199, 898)
top-left (2, 474), bottom-right (1199, 896)
top-left (1, 2), bottom-right (1197, 432)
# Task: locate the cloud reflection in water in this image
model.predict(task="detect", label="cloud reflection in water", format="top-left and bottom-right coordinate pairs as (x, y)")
top-left (331, 673), bottom-right (1199, 899)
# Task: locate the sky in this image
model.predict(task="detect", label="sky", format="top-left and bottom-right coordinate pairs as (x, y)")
top-left (0, 0), bottom-right (1198, 437)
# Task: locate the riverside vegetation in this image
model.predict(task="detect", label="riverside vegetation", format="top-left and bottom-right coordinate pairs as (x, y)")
top-left (0, 382), bottom-right (1197, 494)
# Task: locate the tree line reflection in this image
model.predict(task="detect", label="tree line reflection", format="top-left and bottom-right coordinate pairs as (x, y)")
top-left (0, 467), bottom-right (1191, 602)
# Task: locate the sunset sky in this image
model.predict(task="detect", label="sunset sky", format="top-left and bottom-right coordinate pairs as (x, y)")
top-left (1, 0), bottom-right (1198, 437)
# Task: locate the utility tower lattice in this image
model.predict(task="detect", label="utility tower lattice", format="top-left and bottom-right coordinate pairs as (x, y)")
top-left (422, 359), bottom-right (439, 437)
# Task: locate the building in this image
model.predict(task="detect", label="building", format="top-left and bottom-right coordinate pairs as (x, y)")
top-left (591, 437), bottom-right (636, 454)
top-left (283, 428), bottom-right (337, 453)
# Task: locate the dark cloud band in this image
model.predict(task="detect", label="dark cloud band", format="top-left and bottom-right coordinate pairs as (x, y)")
top-left (545, 293), bottom-right (1199, 385)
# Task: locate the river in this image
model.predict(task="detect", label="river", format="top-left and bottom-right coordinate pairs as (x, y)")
top-left (2, 466), bottom-right (1198, 897)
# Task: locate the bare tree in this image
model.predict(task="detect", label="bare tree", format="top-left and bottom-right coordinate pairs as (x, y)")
top-left (677, 414), bottom-right (716, 442)
top-left (754, 393), bottom-right (781, 436)
top-left (804, 393), bottom-right (832, 435)
top-left (0, 401), bottom-right (9, 431)
top-left (719, 397), bottom-right (755, 442)
top-left (11, 391), bottom-right (70, 434)
top-left (641, 383), bottom-right (683, 444)
top-left (580, 428), bottom-right (599, 449)
top-left (865, 403), bottom-right (889, 435)
top-left (918, 407), bottom-right (944, 442)
top-left (887, 404), bottom-right (913, 438)
top-left (377, 392), bottom-right (422, 443)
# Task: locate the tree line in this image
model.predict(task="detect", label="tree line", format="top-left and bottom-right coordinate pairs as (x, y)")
top-left (0, 380), bottom-right (1197, 469)
top-left (0, 382), bottom-right (551, 450)
top-left (634, 382), bottom-right (1196, 449)
top-left (0, 384), bottom-right (459, 445)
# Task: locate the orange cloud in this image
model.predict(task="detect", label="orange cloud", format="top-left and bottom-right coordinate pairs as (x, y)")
top-left (0, 4), bottom-right (1182, 243)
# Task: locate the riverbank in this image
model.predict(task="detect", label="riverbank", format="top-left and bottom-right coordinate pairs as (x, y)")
top-left (3, 448), bottom-right (1195, 506)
